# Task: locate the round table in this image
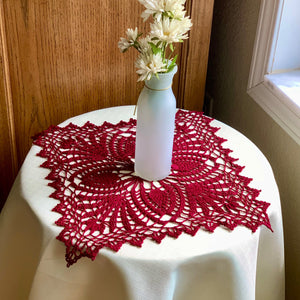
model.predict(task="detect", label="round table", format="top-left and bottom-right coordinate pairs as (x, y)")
top-left (0, 106), bottom-right (284, 300)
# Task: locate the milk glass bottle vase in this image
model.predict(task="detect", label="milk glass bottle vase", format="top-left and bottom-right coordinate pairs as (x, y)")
top-left (135, 65), bottom-right (177, 181)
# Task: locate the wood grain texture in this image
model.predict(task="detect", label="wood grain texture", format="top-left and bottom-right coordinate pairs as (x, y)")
top-left (180, 0), bottom-right (214, 111)
top-left (0, 46), bottom-right (14, 209)
top-left (0, 0), bottom-right (213, 210)
top-left (0, 0), bottom-right (18, 210)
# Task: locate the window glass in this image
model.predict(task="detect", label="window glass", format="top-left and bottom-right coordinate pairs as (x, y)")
top-left (271, 0), bottom-right (300, 72)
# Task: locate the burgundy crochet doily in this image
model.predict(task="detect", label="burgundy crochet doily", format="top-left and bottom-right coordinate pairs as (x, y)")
top-left (33, 110), bottom-right (272, 266)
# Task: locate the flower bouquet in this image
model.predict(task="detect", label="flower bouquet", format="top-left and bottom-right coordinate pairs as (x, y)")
top-left (118, 0), bottom-right (192, 81)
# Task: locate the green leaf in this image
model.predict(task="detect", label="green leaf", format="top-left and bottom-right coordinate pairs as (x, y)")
top-left (167, 55), bottom-right (178, 72)
top-left (169, 43), bottom-right (174, 52)
top-left (168, 11), bottom-right (175, 19)
top-left (149, 42), bottom-right (162, 56)
top-left (163, 11), bottom-right (174, 19)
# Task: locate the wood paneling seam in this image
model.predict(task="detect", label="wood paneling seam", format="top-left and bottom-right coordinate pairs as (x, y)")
top-left (178, 0), bottom-right (193, 109)
top-left (0, 0), bottom-right (18, 176)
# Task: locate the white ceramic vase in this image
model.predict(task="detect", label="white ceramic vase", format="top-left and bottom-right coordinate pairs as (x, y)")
top-left (135, 65), bottom-right (177, 181)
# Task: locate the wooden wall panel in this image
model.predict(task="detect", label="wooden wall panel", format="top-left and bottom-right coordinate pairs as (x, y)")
top-left (0, 1), bottom-right (17, 210)
top-left (179, 0), bottom-right (214, 111)
top-left (2, 0), bottom-right (151, 162)
top-left (0, 81), bottom-right (13, 210)
top-left (0, 50), bottom-right (15, 210)
top-left (0, 0), bottom-right (213, 210)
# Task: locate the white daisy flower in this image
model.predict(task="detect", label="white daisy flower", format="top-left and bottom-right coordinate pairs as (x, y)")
top-left (150, 16), bottom-right (192, 44)
top-left (126, 27), bottom-right (139, 43)
top-left (118, 27), bottom-right (139, 53)
top-left (138, 36), bottom-right (152, 53)
top-left (135, 53), bottom-right (168, 81)
top-left (139, 0), bottom-right (186, 22)
top-left (138, 0), bottom-right (164, 21)
top-left (164, 0), bottom-right (186, 19)
top-left (118, 37), bottom-right (131, 53)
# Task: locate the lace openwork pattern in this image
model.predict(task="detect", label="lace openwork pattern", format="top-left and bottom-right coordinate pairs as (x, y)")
top-left (33, 110), bottom-right (272, 266)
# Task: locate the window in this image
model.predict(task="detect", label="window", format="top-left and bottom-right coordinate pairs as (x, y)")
top-left (247, 0), bottom-right (300, 144)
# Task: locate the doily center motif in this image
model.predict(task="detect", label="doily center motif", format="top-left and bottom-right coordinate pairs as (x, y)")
top-left (33, 110), bottom-right (272, 266)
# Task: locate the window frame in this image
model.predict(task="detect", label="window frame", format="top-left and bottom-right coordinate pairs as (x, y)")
top-left (247, 0), bottom-right (300, 145)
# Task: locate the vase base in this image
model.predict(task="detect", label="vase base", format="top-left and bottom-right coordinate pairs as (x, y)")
top-left (134, 170), bottom-right (170, 182)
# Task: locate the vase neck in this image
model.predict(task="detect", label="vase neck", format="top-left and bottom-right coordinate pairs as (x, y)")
top-left (144, 83), bottom-right (172, 91)
top-left (145, 65), bottom-right (177, 90)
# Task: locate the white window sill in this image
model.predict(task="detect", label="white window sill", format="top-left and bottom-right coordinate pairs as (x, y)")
top-left (248, 76), bottom-right (300, 145)
top-left (265, 70), bottom-right (300, 110)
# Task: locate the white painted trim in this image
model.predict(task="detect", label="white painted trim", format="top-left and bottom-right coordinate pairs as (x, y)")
top-left (248, 83), bottom-right (300, 144)
top-left (247, 0), bottom-right (300, 145)
top-left (265, 71), bottom-right (300, 112)
top-left (248, 0), bottom-right (281, 88)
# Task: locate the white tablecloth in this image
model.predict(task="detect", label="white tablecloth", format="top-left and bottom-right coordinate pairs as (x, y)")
top-left (0, 106), bottom-right (285, 300)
